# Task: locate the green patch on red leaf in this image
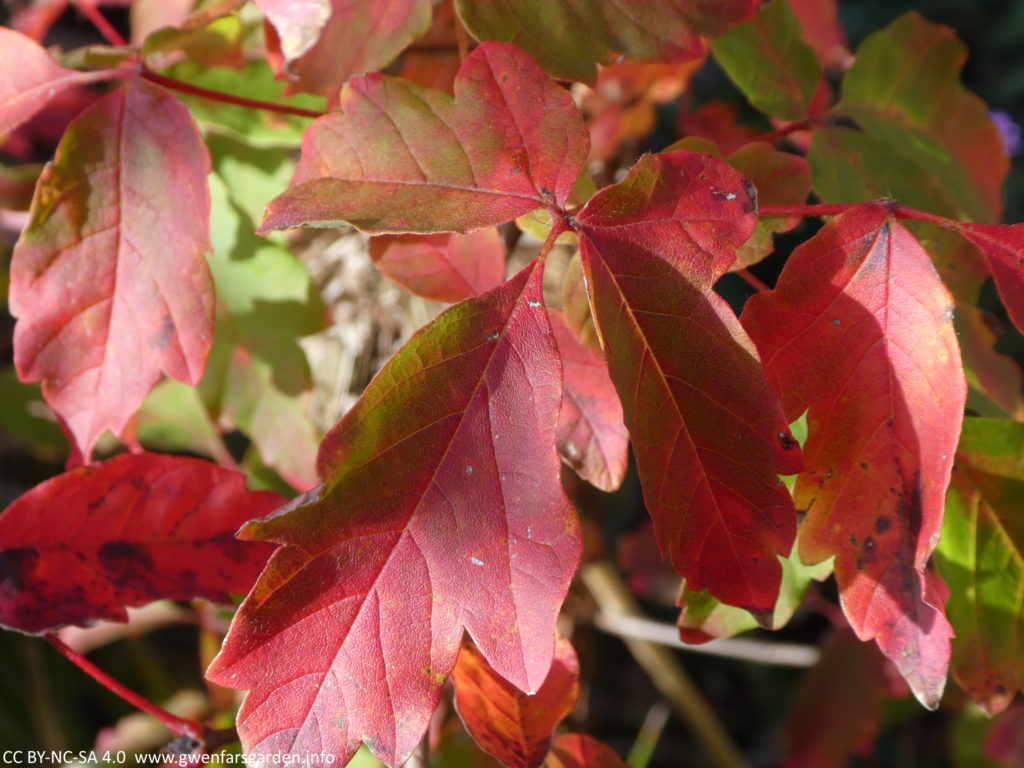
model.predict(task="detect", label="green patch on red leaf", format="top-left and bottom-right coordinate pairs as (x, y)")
top-left (207, 261), bottom-right (581, 767)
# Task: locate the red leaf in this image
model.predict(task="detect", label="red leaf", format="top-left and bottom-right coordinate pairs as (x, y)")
top-left (0, 27), bottom-right (119, 137)
top-left (261, 0), bottom-right (432, 103)
top-left (576, 151), bottom-right (802, 612)
top-left (782, 628), bottom-right (893, 768)
top-left (954, 223), bottom-right (1024, 336)
top-left (742, 204), bottom-right (964, 708)
top-left (369, 229), bottom-right (506, 302)
top-left (545, 735), bottom-right (627, 768)
top-left (0, 453), bottom-right (280, 635)
top-left (453, 635), bottom-right (579, 768)
top-left (206, 261), bottom-right (581, 767)
top-left (9, 79), bottom-right (215, 459)
top-left (549, 309), bottom-right (628, 493)
top-left (260, 42), bottom-right (588, 235)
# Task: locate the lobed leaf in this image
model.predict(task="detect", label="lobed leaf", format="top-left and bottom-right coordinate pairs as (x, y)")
top-left (545, 735), bottom-right (627, 768)
top-left (369, 229), bottom-right (506, 303)
top-left (261, 0), bottom-right (432, 103)
top-left (9, 79), bottom-right (215, 459)
top-left (207, 261), bottom-right (581, 767)
top-left (712, 0), bottom-right (820, 121)
top-left (576, 151), bottom-right (802, 612)
top-left (0, 453), bottom-right (280, 635)
top-left (453, 635), bottom-right (579, 768)
top-left (261, 43), bottom-right (588, 235)
top-left (455, 0), bottom-right (758, 84)
top-left (809, 12), bottom-right (1008, 225)
top-left (742, 204), bottom-right (964, 708)
top-left (953, 223), bottom-right (1024, 336)
top-left (549, 309), bottom-right (628, 493)
top-left (0, 28), bottom-right (119, 137)
top-left (935, 417), bottom-right (1024, 715)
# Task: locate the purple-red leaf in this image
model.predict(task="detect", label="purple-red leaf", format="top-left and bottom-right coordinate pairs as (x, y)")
top-left (0, 28), bottom-right (119, 137)
top-left (576, 151), bottom-right (802, 612)
top-left (260, 42), bottom-right (588, 235)
top-left (453, 635), bottom-right (579, 768)
top-left (9, 79), bottom-right (215, 459)
top-left (742, 204), bottom-right (964, 708)
top-left (369, 229), bottom-right (506, 303)
top-left (545, 735), bottom-right (627, 768)
top-left (206, 261), bottom-right (581, 767)
top-left (261, 0), bottom-right (431, 103)
top-left (954, 223), bottom-right (1024, 336)
top-left (0, 453), bottom-right (280, 635)
top-left (549, 309), bottom-right (628, 493)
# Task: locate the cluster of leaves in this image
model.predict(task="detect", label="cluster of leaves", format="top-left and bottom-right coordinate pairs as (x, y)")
top-left (1, 0), bottom-right (1023, 766)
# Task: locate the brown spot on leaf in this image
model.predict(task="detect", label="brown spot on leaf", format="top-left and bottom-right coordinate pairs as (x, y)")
top-left (777, 431), bottom-right (799, 451)
top-left (0, 547), bottom-right (39, 589)
top-left (875, 517), bottom-right (891, 533)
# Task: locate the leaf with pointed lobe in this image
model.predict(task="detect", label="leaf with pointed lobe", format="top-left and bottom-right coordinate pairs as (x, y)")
top-left (782, 628), bottom-right (892, 768)
top-left (0, 27), bottom-right (119, 137)
top-left (954, 223), bottom-right (1024, 337)
top-left (369, 229), bottom-right (506, 303)
top-left (575, 150), bottom-right (802, 612)
top-left (0, 453), bottom-right (280, 635)
top-left (548, 309), bottom-right (627, 493)
top-left (453, 635), bottom-right (579, 768)
top-left (742, 204), bottom-right (964, 709)
top-left (545, 735), bottom-right (627, 768)
top-left (455, 0), bottom-right (758, 84)
top-left (668, 137), bottom-right (812, 270)
top-left (206, 261), bottom-right (581, 767)
top-left (9, 79), bottom-right (215, 461)
top-left (712, 0), bottom-right (820, 121)
top-left (261, 42), bottom-right (589, 235)
top-left (261, 0), bottom-right (432, 104)
top-left (809, 12), bottom-right (1008, 225)
top-left (935, 418), bottom-right (1024, 715)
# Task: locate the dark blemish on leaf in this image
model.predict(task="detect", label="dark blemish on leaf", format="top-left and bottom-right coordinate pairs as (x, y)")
top-left (850, 534), bottom-right (859, 547)
top-left (995, 684), bottom-right (1007, 695)
top-left (886, 619), bottom-right (896, 629)
top-left (886, 419), bottom-right (894, 428)
top-left (824, 468), bottom-right (833, 479)
top-left (539, 186), bottom-right (552, 197)
top-left (777, 431), bottom-right (799, 451)
top-left (856, 556), bottom-right (866, 570)
top-left (0, 547), bottom-right (39, 589)
top-left (510, 165), bottom-right (522, 175)
top-left (860, 462), bottom-right (868, 471)
top-left (699, 173), bottom-right (707, 180)
top-left (150, 314), bottom-right (175, 352)
top-left (129, 475), bottom-right (145, 489)
top-left (501, 73), bottom-right (509, 82)
top-left (826, 115), bottom-right (862, 131)
top-left (88, 496), bottom-right (105, 511)
top-left (98, 541), bottom-right (155, 587)
top-left (876, 517), bottom-right (891, 533)
top-left (831, 319), bottom-right (841, 326)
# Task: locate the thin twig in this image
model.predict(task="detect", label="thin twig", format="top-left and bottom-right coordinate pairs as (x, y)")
top-left (73, 0), bottom-right (128, 47)
top-left (45, 634), bottom-right (205, 742)
top-left (735, 268), bottom-right (770, 293)
top-left (745, 115), bottom-right (824, 145)
top-left (138, 66), bottom-right (326, 119)
top-left (581, 562), bottom-right (746, 768)
top-left (593, 613), bottom-right (820, 668)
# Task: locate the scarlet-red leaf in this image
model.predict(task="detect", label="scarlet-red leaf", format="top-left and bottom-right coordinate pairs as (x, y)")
top-left (576, 151), bottom-right (802, 612)
top-left (545, 734), bottom-right (627, 768)
top-left (0, 453), bottom-right (280, 635)
top-left (549, 309), bottom-right (628, 493)
top-left (453, 635), bottom-right (579, 768)
top-left (260, 42), bottom-right (588, 235)
top-left (207, 261), bottom-right (581, 767)
top-left (9, 79), bottom-right (215, 459)
top-left (0, 28), bottom-right (118, 137)
top-left (954, 223), bottom-right (1024, 336)
top-left (369, 229), bottom-right (506, 303)
top-left (742, 204), bottom-right (964, 708)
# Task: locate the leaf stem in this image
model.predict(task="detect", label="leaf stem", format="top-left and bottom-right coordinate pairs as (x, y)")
top-left (538, 214), bottom-right (571, 260)
top-left (735, 269), bottom-right (770, 293)
top-left (73, 0), bottom-right (128, 47)
top-left (137, 66), bottom-right (326, 119)
top-left (746, 115), bottom-right (823, 145)
top-left (45, 634), bottom-right (205, 741)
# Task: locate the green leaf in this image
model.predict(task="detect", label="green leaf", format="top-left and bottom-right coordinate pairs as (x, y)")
top-left (809, 12), bottom-right (1007, 224)
top-left (936, 417), bottom-right (1024, 715)
top-left (712, 0), bottom-right (820, 121)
